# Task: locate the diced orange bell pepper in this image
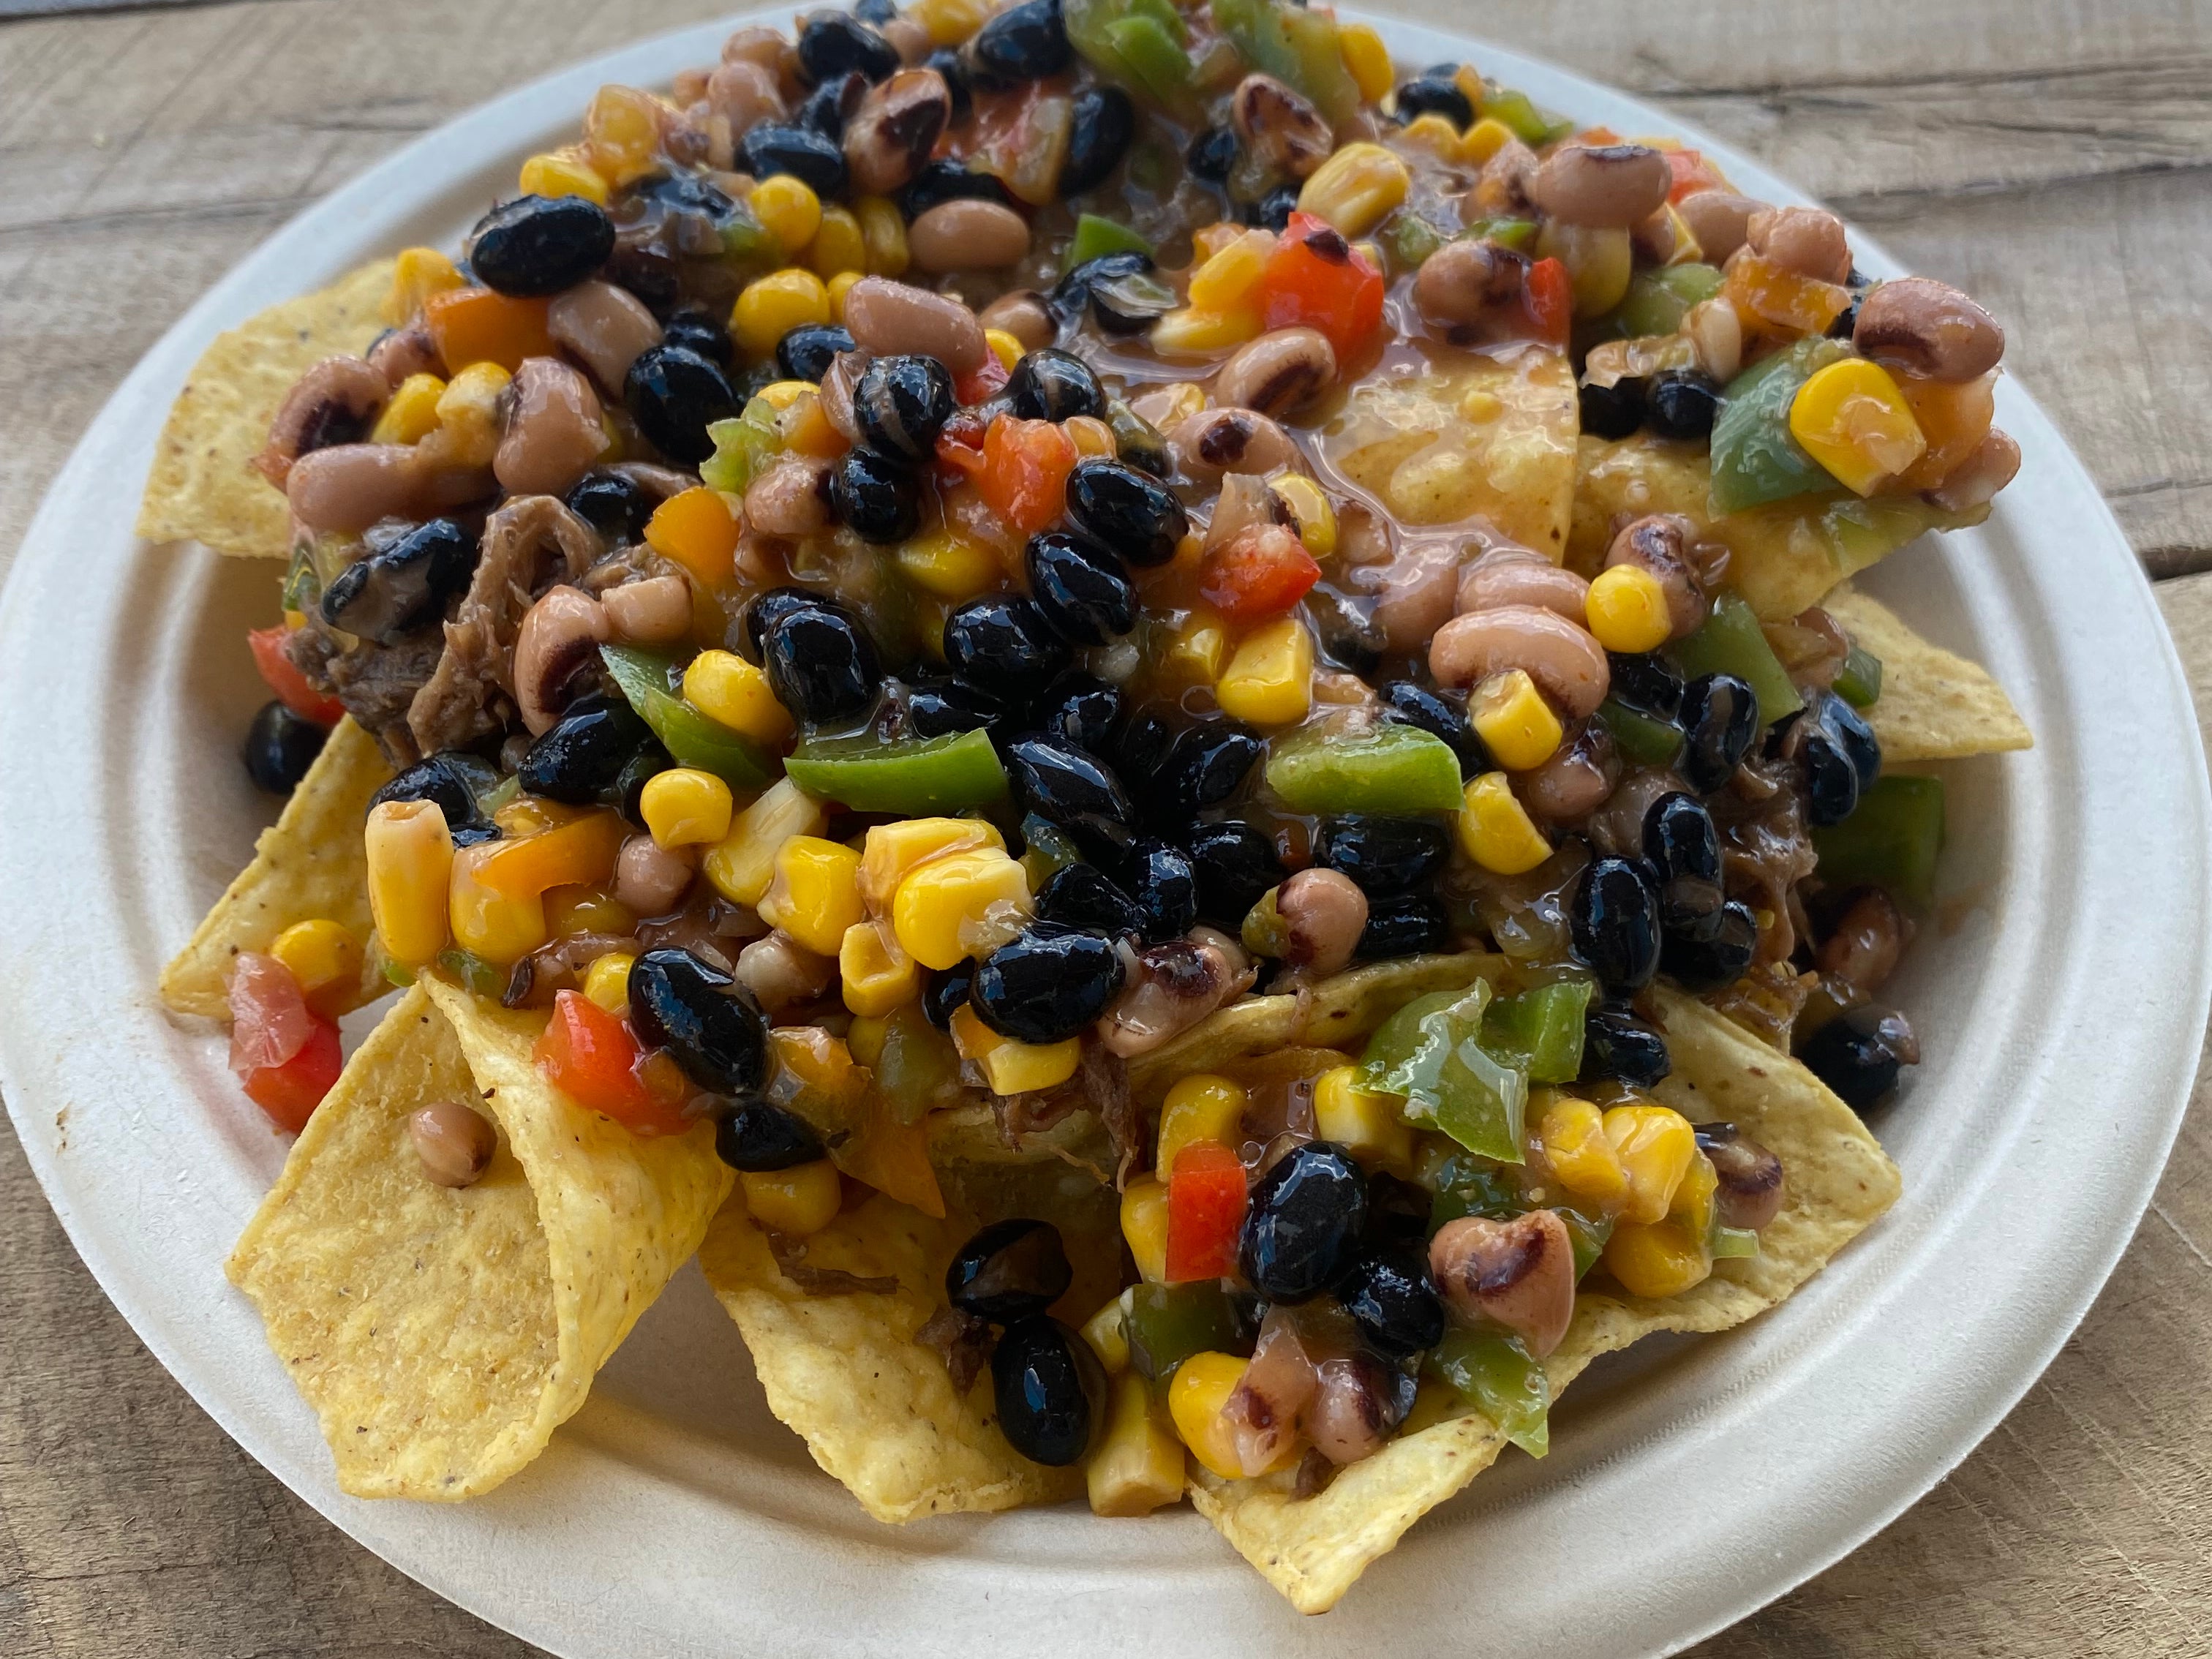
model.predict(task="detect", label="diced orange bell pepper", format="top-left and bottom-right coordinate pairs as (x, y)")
top-left (1521, 256), bottom-right (1573, 347)
top-left (1895, 369), bottom-right (1998, 492)
top-left (477, 809), bottom-right (627, 898)
top-left (645, 486), bottom-right (740, 586)
top-left (1666, 148), bottom-right (1728, 203)
top-left (1165, 1140), bottom-right (1247, 1282)
top-left (424, 286), bottom-right (557, 375)
top-left (1259, 211), bottom-right (1384, 359)
top-left (1724, 252), bottom-right (1851, 339)
top-left (976, 415), bottom-right (1078, 536)
top-left (247, 625), bottom-right (345, 725)
top-left (1198, 524), bottom-right (1321, 625)
top-left (535, 990), bottom-right (691, 1135)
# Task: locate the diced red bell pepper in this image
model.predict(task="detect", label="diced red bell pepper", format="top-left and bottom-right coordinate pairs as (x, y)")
top-left (1258, 211), bottom-right (1385, 360)
top-left (1666, 148), bottom-right (1726, 203)
top-left (534, 990), bottom-right (691, 1136)
top-left (1522, 257), bottom-right (1573, 347)
top-left (1198, 524), bottom-right (1321, 624)
top-left (239, 1018), bottom-right (342, 1133)
top-left (1165, 1140), bottom-right (1247, 1284)
top-left (954, 354), bottom-right (1009, 407)
top-left (974, 415), bottom-right (1077, 536)
top-left (248, 625), bottom-right (345, 726)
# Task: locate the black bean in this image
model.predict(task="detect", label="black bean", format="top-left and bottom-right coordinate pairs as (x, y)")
top-left (798, 10), bottom-right (901, 81)
top-left (1826, 693), bottom-right (1882, 791)
top-left (1641, 791), bottom-right (1723, 931)
top-left (1798, 1004), bottom-right (1916, 1111)
top-left (1645, 369), bottom-right (1722, 442)
top-left (943, 595), bottom-right (1071, 699)
top-left (1580, 1005), bottom-right (1671, 1087)
top-left (1579, 376), bottom-right (1644, 440)
top-left (1241, 186), bottom-right (1299, 233)
top-left (922, 960), bottom-right (976, 1031)
top-left (371, 752), bottom-right (491, 830)
top-left (972, 924), bottom-right (1125, 1045)
top-left (1799, 719), bottom-right (1863, 826)
top-left (1058, 85), bottom-right (1135, 196)
top-left (968, 0), bottom-right (1070, 82)
top-left (737, 586), bottom-right (855, 661)
top-left (1061, 253), bottom-right (1174, 333)
top-left (241, 701), bottom-right (327, 794)
top-left (1361, 1170), bottom-right (1434, 1248)
top-left (565, 470), bottom-right (655, 542)
top-left (830, 443), bottom-right (922, 541)
top-left (1677, 672), bottom-right (1758, 794)
top-left (625, 344), bottom-right (740, 464)
top-left (464, 195), bottom-right (615, 297)
top-left (716, 1102), bottom-right (826, 1171)
top-left (740, 124), bottom-right (850, 195)
top-left (1358, 894), bottom-right (1451, 960)
top-left (516, 693), bottom-right (656, 805)
top-left (1186, 125), bottom-right (1238, 184)
top-left (1127, 840), bottom-right (1198, 943)
top-left (1663, 899), bottom-right (1758, 991)
top-left (1004, 734), bottom-right (1134, 835)
top-left (1036, 862), bottom-right (1143, 938)
top-left (947, 1218), bottom-right (1072, 1322)
top-left (777, 322), bottom-right (857, 382)
top-left (1112, 705), bottom-right (1175, 781)
top-left (925, 48), bottom-right (972, 117)
top-left (1570, 856), bottom-right (1662, 996)
top-left (612, 742), bottom-right (672, 827)
top-left (992, 1316), bottom-right (1104, 1465)
top-left (628, 948), bottom-right (771, 1096)
top-left (1025, 531), bottom-right (1134, 646)
top-left (1038, 672), bottom-right (1123, 755)
top-left (1306, 587), bottom-right (1387, 677)
top-left (317, 518), bottom-right (477, 644)
top-left (1377, 680), bottom-right (1486, 777)
top-left (1240, 1143), bottom-right (1366, 1304)
top-left (1608, 651), bottom-right (1685, 720)
top-left (896, 158), bottom-right (1015, 219)
top-left (661, 309), bottom-right (734, 369)
top-left (763, 605), bottom-right (880, 725)
top-left (1064, 457), bottom-right (1187, 566)
top-left (797, 68), bottom-right (869, 139)
top-left (854, 0), bottom-right (898, 23)
top-left (854, 353), bottom-right (957, 464)
top-left (637, 171), bottom-right (738, 223)
top-left (1394, 75), bottom-right (1474, 127)
top-left (1184, 821), bottom-right (1283, 929)
top-left (1153, 723), bottom-right (1263, 821)
top-left (1005, 347), bottom-right (1104, 422)
top-left (1333, 1244), bottom-right (1445, 1358)
top-left (903, 674), bottom-right (1004, 738)
top-left (1315, 816), bottom-right (1451, 895)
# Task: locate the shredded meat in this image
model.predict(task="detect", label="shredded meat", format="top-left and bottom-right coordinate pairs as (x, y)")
top-left (287, 619), bottom-right (444, 766)
top-left (1082, 1045), bottom-right (1141, 1189)
top-left (406, 495), bottom-right (603, 757)
top-left (764, 1230), bottom-right (899, 1297)
top-left (916, 1304), bottom-right (996, 1393)
top-left (1696, 960), bottom-right (1816, 1048)
top-left (1708, 756), bottom-right (1818, 964)
top-left (994, 1086), bottom-right (1079, 1144)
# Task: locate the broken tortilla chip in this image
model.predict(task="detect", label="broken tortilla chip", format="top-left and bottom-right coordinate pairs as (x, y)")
top-left (159, 715), bottom-right (391, 1020)
top-left (1824, 584), bottom-right (2032, 761)
top-left (227, 975), bottom-right (731, 1499)
top-left (137, 258), bottom-right (396, 558)
top-left (1188, 982), bottom-right (1900, 1612)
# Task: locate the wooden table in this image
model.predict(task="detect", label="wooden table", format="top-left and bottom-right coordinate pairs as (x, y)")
top-left (1, 1), bottom-right (2206, 1652)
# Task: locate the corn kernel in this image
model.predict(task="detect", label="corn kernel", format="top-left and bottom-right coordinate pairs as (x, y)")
top-left (854, 195), bottom-right (910, 276)
top-left (758, 835), bottom-right (866, 957)
top-left (1150, 305), bottom-right (1264, 357)
top-left (754, 379), bottom-right (813, 411)
top-left (1157, 1075), bottom-right (1249, 1173)
top-left (1165, 609), bottom-right (1230, 683)
top-left (369, 372), bottom-right (446, 445)
top-left (1539, 1094), bottom-right (1628, 1206)
top-left (779, 388), bottom-right (845, 458)
top-left (894, 528), bottom-right (1002, 600)
top-left (1788, 358), bottom-right (1928, 497)
top-left (1671, 1147), bottom-right (1720, 1239)
top-left (742, 1159), bottom-right (844, 1236)
top-left (682, 649), bottom-right (794, 745)
top-left (382, 247), bottom-right (464, 325)
top-left (1460, 388), bottom-right (1504, 424)
top-left (1080, 1290), bottom-right (1132, 1373)
top-left (1314, 1064), bottom-right (1414, 1166)
top-left (982, 328), bottom-right (1025, 372)
top-left (1603, 1102), bottom-right (1698, 1224)
top-left (1297, 142), bottom-right (1410, 238)
top-left (749, 175), bottom-right (824, 257)
top-left (431, 362), bottom-right (512, 468)
top-left (1604, 1218), bottom-right (1712, 1298)
top-left (1471, 669), bottom-right (1565, 771)
top-left (827, 270), bottom-right (862, 320)
top-left (949, 1003), bottom-right (1080, 1094)
top-left (893, 849), bottom-right (1031, 970)
top-left (1167, 1352), bottom-right (1291, 1481)
top-left (1338, 21), bottom-right (1394, 102)
top-left (644, 486), bottom-right (740, 586)
top-left (1119, 1177), bottom-right (1170, 1284)
top-left (808, 204), bottom-right (867, 278)
top-left (1090, 1372), bottom-right (1186, 1516)
top-left (364, 800), bottom-right (453, 966)
top-left (640, 767), bottom-right (735, 849)
top-left (519, 149), bottom-right (610, 206)
top-left (1453, 64), bottom-right (1486, 108)
top-left (544, 884), bottom-right (633, 938)
top-left (582, 949), bottom-right (635, 1014)
top-left (909, 0), bottom-right (989, 44)
top-left (1459, 116), bottom-right (1516, 168)
top-left (1398, 113), bottom-right (1464, 158)
top-left (267, 918), bottom-right (358, 996)
top-left (840, 917), bottom-right (919, 1016)
top-left (702, 778), bottom-right (830, 906)
top-left (859, 816), bottom-right (1004, 910)
top-left (1135, 381), bottom-right (1207, 432)
top-left (733, 266), bottom-right (832, 358)
top-left (1585, 564), bottom-right (1674, 653)
top-left (447, 842), bottom-right (549, 964)
top-left (1215, 616), bottom-right (1314, 726)
top-left (1457, 772), bottom-right (1551, 876)
top-left (1187, 229), bottom-right (1277, 312)
top-left (1191, 220), bottom-right (1247, 264)
top-left (1268, 474), bottom-right (1336, 558)
top-left (583, 84), bottom-right (664, 187)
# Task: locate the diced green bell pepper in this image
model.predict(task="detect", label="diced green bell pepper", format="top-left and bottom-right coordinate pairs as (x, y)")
top-left (1711, 1225), bottom-right (1761, 1260)
top-left (1017, 814), bottom-right (1083, 890)
top-left (1596, 696), bottom-right (1686, 767)
top-left (1709, 336), bottom-right (1854, 514)
top-left (1264, 723), bottom-right (1465, 815)
top-left (866, 1002), bottom-right (965, 1125)
top-left (601, 646), bottom-right (777, 792)
top-left (1065, 0), bottom-right (1195, 112)
top-left (436, 948), bottom-right (505, 1000)
top-left (1211, 0), bottom-right (1361, 126)
top-left (1125, 1282), bottom-right (1249, 1381)
top-left (1612, 263), bottom-right (1724, 339)
top-left (1430, 1330), bottom-right (1551, 1456)
top-left (1835, 642), bottom-right (1884, 709)
top-left (1478, 86), bottom-right (1576, 147)
top-left (700, 395), bottom-right (784, 496)
top-left (718, 202), bottom-right (781, 274)
top-left (1560, 1205), bottom-right (1613, 1280)
top-left (1480, 979), bottom-right (1592, 1086)
top-left (1381, 209), bottom-right (1452, 274)
top-left (1464, 216), bottom-right (1540, 253)
top-left (1668, 594), bottom-right (1805, 730)
top-left (1064, 214), bottom-right (1154, 273)
top-left (1423, 1148), bottom-right (1523, 1233)
top-left (1358, 982), bottom-right (1528, 1163)
top-left (1811, 773), bottom-right (1945, 911)
top-left (783, 729), bottom-right (1007, 813)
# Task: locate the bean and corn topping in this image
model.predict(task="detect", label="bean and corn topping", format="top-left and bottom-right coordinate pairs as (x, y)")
top-left (226, 0), bottom-right (2006, 1486)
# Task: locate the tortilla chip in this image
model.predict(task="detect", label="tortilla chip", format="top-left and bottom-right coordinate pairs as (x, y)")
top-left (137, 258), bottom-right (396, 558)
top-left (699, 1159), bottom-right (1122, 1523)
top-left (1189, 983), bottom-right (1900, 1612)
top-left (1322, 347), bottom-right (1576, 559)
top-left (227, 976), bottom-right (731, 1499)
top-left (1823, 584), bottom-right (2031, 761)
top-left (159, 715), bottom-right (392, 1020)
top-left (1569, 434), bottom-right (1990, 620)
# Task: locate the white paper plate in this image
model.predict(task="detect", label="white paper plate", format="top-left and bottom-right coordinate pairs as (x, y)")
top-left (1, 12), bottom-right (2203, 1656)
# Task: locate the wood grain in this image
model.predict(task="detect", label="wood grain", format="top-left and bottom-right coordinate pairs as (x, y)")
top-left (0, 1), bottom-right (2206, 1654)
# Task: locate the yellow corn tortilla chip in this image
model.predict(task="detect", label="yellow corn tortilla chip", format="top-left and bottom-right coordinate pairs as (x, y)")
top-left (159, 715), bottom-right (392, 1020)
top-left (1824, 584), bottom-right (2031, 761)
top-left (1569, 433), bottom-right (1990, 620)
top-left (1189, 982), bottom-right (1900, 1612)
top-left (227, 976), bottom-right (731, 1499)
top-left (137, 258), bottom-right (396, 558)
